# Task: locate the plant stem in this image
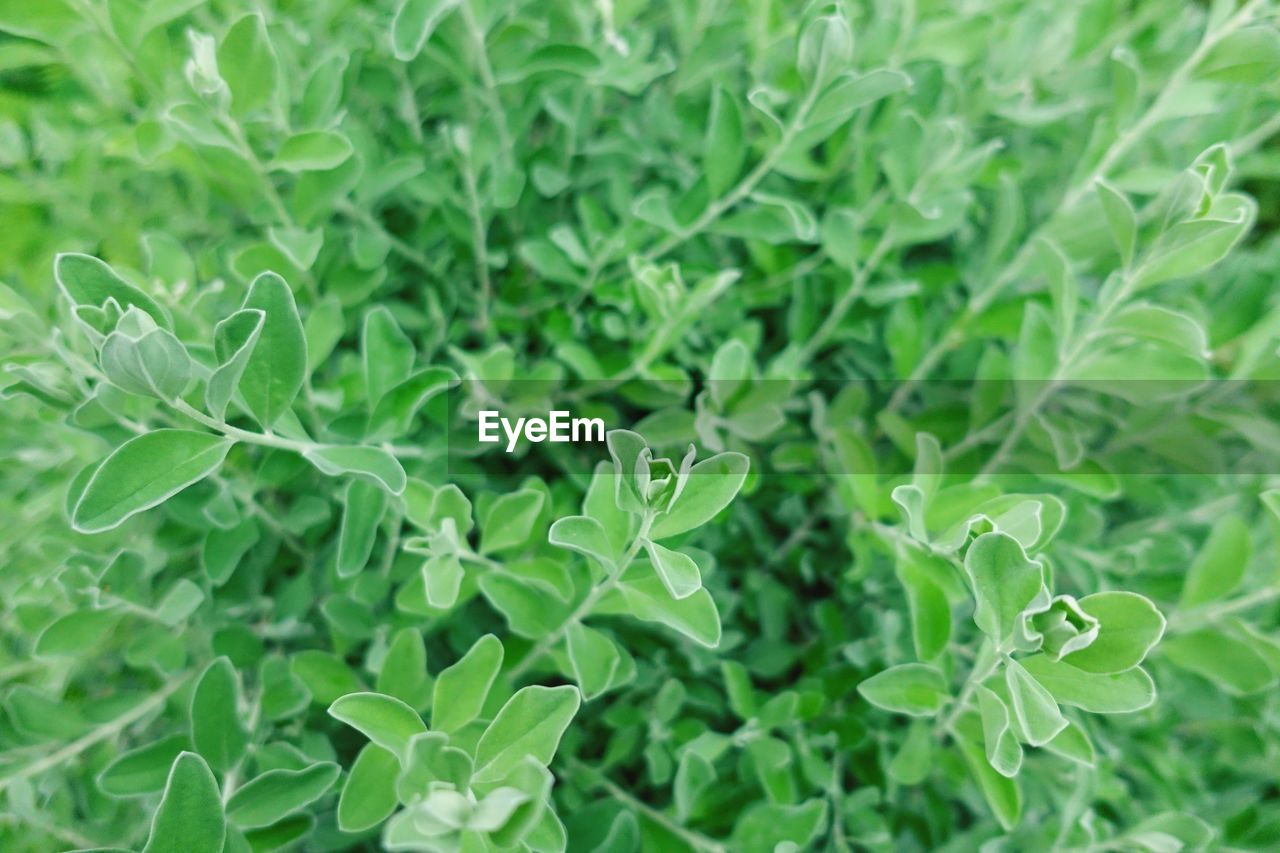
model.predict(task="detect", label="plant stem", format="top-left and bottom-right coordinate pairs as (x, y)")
top-left (458, 0), bottom-right (514, 158)
top-left (459, 153), bottom-right (493, 335)
top-left (0, 812), bottom-right (99, 851)
top-left (885, 0), bottom-right (1265, 415)
top-left (70, 0), bottom-right (163, 103)
top-left (216, 115), bottom-right (321, 300)
top-left (508, 511), bottom-right (655, 680)
top-left (0, 679), bottom-right (185, 793)
top-left (640, 76), bottom-right (825, 262)
top-left (977, 269), bottom-right (1134, 477)
top-left (336, 199), bottom-right (432, 270)
top-left (1169, 586), bottom-right (1280, 631)
top-left (171, 399), bottom-right (319, 454)
top-left (565, 757), bottom-right (727, 853)
top-left (800, 226), bottom-right (896, 361)
top-left (937, 640), bottom-right (1000, 737)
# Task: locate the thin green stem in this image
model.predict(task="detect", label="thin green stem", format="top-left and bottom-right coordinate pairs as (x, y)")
top-left (565, 757), bottom-right (727, 853)
top-left (937, 640), bottom-right (1000, 738)
top-left (885, 0), bottom-right (1266, 414)
top-left (0, 812), bottom-right (99, 851)
top-left (0, 679), bottom-right (186, 793)
top-left (800, 226), bottom-right (895, 361)
top-left (594, 0), bottom-right (627, 54)
top-left (1170, 586), bottom-right (1280, 631)
top-left (336, 199), bottom-right (432, 270)
top-left (459, 153), bottom-right (493, 335)
top-left (171, 399), bottom-right (318, 453)
top-left (458, 0), bottom-right (514, 158)
top-left (867, 520), bottom-right (964, 568)
top-left (640, 76), bottom-right (825, 262)
top-left (978, 271), bottom-right (1133, 477)
top-left (70, 0), bottom-right (163, 103)
top-left (508, 511), bottom-right (655, 680)
top-left (216, 114), bottom-right (320, 300)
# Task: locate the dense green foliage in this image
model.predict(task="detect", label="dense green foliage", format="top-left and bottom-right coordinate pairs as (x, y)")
top-left (2, 0), bottom-right (1280, 850)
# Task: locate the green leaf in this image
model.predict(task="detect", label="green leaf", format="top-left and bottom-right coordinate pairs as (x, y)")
top-left (0, 0), bottom-right (79, 44)
top-left (1063, 591), bottom-right (1165, 674)
top-left (225, 762), bottom-right (339, 829)
top-left (243, 814), bottom-right (314, 850)
top-left (548, 515), bottom-right (615, 568)
top-left (55, 253), bottom-right (169, 327)
top-left (953, 714), bottom-right (1022, 831)
top-left (964, 532), bottom-right (1045, 649)
top-left (98, 735), bottom-right (191, 798)
top-left (1034, 595), bottom-right (1100, 661)
top-left (431, 633), bottom-right (503, 733)
top-left (1181, 514), bottom-right (1251, 607)
top-left (100, 322), bottom-right (191, 401)
top-left (643, 539), bottom-right (702, 599)
top-left (336, 478), bottom-right (387, 578)
top-left (268, 225), bottom-right (324, 269)
top-left (190, 657), bottom-right (249, 773)
top-left (142, 752), bottom-right (225, 853)
top-left (675, 751), bottom-right (716, 820)
top-left (975, 685), bottom-right (1023, 778)
top-left (291, 650), bottom-right (364, 705)
top-left (397, 731), bottom-right (474, 800)
top-left (328, 692), bottom-right (427, 759)
top-left (479, 572), bottom-right (566, 638)
top-left (566, 623), bottom-right (621, 700)
top-left (704, 86), bottom-right (745, 197)
top-left (797, 11), bottom-right (853, 86)
top-left (650, 452), bottom-right (750, 539)
top-left (423, 552), bottom-right (464, 609)
top-left (1019, 655), bottom-right (1156, 713)
top-left (218, 13), bottom-right (279, 117)
top-left (391, 0), bottom-right (459, 61)
top-left (1161, 629), bottom-right (1275, 695)
top-left (612, 567), bottom-right (722, 647)
top-left (304, 295), bottom-right (344, 370)
top-left (202, 517), bottom-right (260, 586)
top-left (155, 578), bottom-right (205, 625)
top-left (730, 800), bottom-right (830, 853)
top-left (480, 488), bottom-right (544, 554)
top-left (367, 367), bottom-right (458, 440)
top-left (73, 430), bottom-right (234, 533)
top-left (35, 609), bottom-right (119, 657)
top-left (362, 306), bottom-right (415, 408)
top-left (337, 745), bottom-right (400, 832)
top-left (376, 628), bottom-right (431, 710)
top-left (207, 308), bottom-right (265, 421)
top-left (304, 445), bottom-right (407, 495)
top-left (1101, 303), bottom-right (1208, 357)
top-left (605, 430), bottom-right (649, 514)
top-left (806, 68), bottom-right (913, 127)
top-left (896, 549), bottom-right (951, 661)
top-left (1096, 179), bottom-right (1137, 268)
top-left (1005, 659), bottom-right (1067, 746)
top-left (887, 719), bottom-right (935, 785)
top-left (271, 130), bottom-right (354, 172)
top-left (1195, 26), bottom-right (1280, 83)
top-left (1133, 195), bottom-right (1256, 290)
top-left (238, 271), bottom-right (307, 429)
top-left (856, 663), bottom-right (949, 717)
top-left (473, 685), bottom-right (580, 784)
top-left (1044, 719), bottom-right (1096, 767)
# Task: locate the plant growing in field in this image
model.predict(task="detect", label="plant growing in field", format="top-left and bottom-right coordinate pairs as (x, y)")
top-left (2, 0), bottom-right (1280, 851)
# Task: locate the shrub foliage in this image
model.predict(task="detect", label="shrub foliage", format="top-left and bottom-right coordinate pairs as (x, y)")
top-left (1, 0), bottom-right (1280, 850)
